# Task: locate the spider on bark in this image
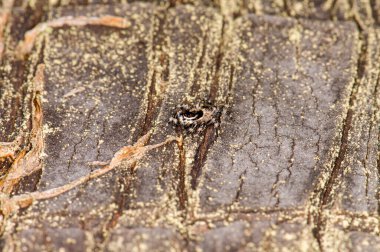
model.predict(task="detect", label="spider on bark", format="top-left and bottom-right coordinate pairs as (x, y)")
top-left (169, 102), bottom-right (223, 133)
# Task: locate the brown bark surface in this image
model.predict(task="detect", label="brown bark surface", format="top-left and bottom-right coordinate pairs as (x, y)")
top-left (0, 0), bottom-right (379, 251)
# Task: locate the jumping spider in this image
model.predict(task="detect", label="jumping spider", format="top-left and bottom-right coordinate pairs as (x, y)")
top-left (169, 102), bottom-right (222, 133)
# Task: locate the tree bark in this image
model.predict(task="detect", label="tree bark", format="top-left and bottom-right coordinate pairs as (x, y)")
top-left (0, 0), bottom-right (379, 251)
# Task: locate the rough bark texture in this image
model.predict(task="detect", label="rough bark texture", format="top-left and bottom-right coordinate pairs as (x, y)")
top-left (0, 0), bottom-right (379, 251)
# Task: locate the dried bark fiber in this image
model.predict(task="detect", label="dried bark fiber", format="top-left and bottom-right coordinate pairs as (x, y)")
top-left (0, 0), bottom-right (379, 251)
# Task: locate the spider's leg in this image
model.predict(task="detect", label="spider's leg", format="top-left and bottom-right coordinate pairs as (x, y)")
top-left (169, 117), bottom-right (178, 124)
top-left (197, 126), bottom-right (204, 133)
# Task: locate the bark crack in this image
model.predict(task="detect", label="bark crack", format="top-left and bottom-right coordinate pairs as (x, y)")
top-left (176, 136), bottom-right (187, 210)
top-left (234, 169), bottom-right (247, 202)
top-left (190, 35), bottom-right (207, 95)
top-left (190, 19), bottom-right (226, 189)
top-left (311, 32), bottom-right (368, 250)
top-left (103, 7), bottom-right (171, 236)
top-left (66, 106), bottom-right (96, 174)
top-left (95, 120), bottom-right (106, 163)
top-left (138, 8), bottom-right (170, 139)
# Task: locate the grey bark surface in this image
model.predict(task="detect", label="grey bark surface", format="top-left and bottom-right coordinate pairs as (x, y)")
top-left (0, 0), bottom-right (379, 251)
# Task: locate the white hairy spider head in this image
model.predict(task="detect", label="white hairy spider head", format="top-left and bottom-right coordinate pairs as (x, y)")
top-left (169, 102), bottom-right (222, 132)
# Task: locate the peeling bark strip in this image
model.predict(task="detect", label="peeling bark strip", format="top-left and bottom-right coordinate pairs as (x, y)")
top-left (16, 15), bottom-right (131, 58)
top-left (0, 138), bottom-right (20, 160)
top-left (0, 0), bottom-right (15, 59)
top-left (0, 1), bottom-right (159, 245)
top-left (0, 133), bottom-right (178, 217)
top-left (0, 64), bottom-right (45, 194)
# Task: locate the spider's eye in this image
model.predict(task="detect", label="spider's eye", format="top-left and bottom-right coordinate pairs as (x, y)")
top-left (183, 110), bottom-right (203, 120)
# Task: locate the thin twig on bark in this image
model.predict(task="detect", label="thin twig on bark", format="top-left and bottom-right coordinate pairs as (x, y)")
top-left (0, 132), bottom-right (179, 217)
top-left (0, 0), bottom-right (15, 59)
top-left (17, 15), bottom-right (131, 58)
top-left (0, 64), bottom-right (45, 194)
